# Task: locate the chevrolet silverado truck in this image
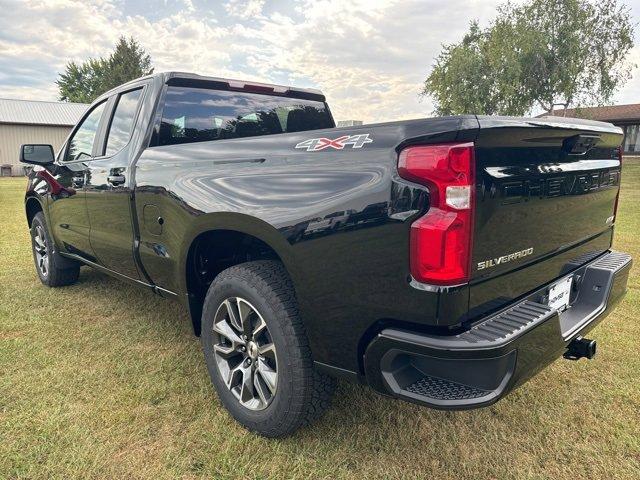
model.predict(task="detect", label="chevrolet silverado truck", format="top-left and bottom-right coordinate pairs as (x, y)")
top-left (20, 72), bottom-right (631, 437)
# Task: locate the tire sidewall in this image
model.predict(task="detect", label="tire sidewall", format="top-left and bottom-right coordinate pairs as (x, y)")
top-left (201, 269), bottom-right (303, 432)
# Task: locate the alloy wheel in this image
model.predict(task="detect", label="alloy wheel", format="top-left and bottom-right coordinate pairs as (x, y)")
top-left (33, 225), bottom-right (49, 277)
top-left (211, 297), bottom-right (278, 411)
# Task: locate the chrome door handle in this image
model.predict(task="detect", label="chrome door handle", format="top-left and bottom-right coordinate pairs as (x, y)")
top-left (107, 174), bottom-right (126, 186)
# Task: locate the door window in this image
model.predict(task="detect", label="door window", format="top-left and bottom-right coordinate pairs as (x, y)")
top-left (65, 101), bottom-right (107, 161)
top-left (104, 88), bottom-right (143, 156)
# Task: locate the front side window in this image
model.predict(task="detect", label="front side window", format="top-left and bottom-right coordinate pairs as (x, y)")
top-left (65, 101), bottom-right (106, 161)
top-left (104, 88), bottom-right (143, 156)
top-left (157, 87), bottom-right (333, 146)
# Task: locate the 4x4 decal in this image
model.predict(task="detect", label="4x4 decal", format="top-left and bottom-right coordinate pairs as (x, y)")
top-left (295, 134), bottom-right (373, 152)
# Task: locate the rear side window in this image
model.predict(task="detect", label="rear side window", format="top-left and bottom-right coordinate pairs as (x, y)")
top-left (157, 87), bottom-right (333, 146)
top-left (104, 88), bottom-right (143, 156)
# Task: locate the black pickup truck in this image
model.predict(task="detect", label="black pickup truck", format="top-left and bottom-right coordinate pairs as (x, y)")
top-left (20, 72), bottom-right (631, 437)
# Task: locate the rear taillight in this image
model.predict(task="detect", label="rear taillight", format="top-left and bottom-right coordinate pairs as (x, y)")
top-left (398, 143), bottom-right (475, 285)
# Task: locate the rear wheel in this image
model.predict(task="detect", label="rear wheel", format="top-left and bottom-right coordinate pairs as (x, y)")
top-left (201, 260), bottom-right (335, 437)
top-left (30, 212), bottom-right (80, 287)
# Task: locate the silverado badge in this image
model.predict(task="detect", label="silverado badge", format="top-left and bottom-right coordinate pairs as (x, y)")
top-left (477, 247), bottom-right (534, 270)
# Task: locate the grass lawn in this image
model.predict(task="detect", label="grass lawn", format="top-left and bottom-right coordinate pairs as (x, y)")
top-left (1, 164), bottom-right (639, 480)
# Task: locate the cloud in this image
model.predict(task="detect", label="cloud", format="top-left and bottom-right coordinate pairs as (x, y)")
top-left (0, 0), bottom-right (638, 123)
top-left (613, 45), bottom-right (640, 106)
top-left (224, 0), bottom-right (266, 19)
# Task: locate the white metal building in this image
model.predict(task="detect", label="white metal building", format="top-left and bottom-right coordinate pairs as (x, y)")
top-left (0, 98), bottom-right (88, 176)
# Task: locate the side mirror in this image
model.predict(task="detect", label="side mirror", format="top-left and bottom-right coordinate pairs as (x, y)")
top-left (20, 144), bottom-right (55, 166)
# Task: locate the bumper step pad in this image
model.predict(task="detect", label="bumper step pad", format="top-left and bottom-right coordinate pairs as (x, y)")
top-left (405, 375), bottom-right (488, 400)
top-left (459, 301), bottom-right (553, 344)
top-left (591, 250), bottom-right (632, 271)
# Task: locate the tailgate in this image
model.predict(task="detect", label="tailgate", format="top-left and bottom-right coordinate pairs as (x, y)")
top-left (470, 116), bottom-right (623, 315)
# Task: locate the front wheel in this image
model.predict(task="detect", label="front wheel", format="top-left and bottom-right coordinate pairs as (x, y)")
top-left (201, 260), bottom-right (335, 437)
top-left (30, 212), bottom-right (80, 287)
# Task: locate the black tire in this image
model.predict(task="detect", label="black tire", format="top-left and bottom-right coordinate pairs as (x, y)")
top-left (201, 260), bottom-right (335, 437)
top-left (30, 212), bottom-right (80, 287)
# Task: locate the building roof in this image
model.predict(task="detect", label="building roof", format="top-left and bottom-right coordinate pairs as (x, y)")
top-left (542, 104), bottom-right (640, 123)
top-left (0, 98), bottom-right (88, 127)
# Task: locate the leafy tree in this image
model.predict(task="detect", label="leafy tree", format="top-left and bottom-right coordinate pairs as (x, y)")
top-left (57, 37), bottom-right (153, 103)
top-left (423, 21), bottom-right (531, 116)
top-left (423, 0), bottom-right (636, 115)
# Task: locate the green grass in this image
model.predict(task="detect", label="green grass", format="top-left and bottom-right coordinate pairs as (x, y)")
top-left (1, 164), bottom-right (639, 480)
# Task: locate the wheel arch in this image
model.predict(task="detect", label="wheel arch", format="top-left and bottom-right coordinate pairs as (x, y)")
top-left (179, 213), bottom-right (301, 336)
top-left (25, 195), bottom-right (44, 227)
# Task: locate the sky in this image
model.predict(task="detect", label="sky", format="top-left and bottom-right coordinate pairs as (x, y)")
top-left (0, 0), bottom-right (638, 123)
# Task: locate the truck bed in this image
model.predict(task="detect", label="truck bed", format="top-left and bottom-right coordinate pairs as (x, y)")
top-left (134, 112), bottom-right (623, 374)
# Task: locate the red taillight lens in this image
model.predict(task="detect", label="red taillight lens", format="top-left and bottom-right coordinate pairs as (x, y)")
top-left (398, 143), bottom-right (475, 285)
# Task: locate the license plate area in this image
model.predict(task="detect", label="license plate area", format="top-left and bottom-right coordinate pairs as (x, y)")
top-left (548, 276), bottom-right (573, 312)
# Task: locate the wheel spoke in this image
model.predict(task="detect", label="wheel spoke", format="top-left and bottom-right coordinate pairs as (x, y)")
top-left (213, 343), bottom-right (236, 358)
top-left (253, 372), bottom-right (270, 404)
top-left (226, 362), bottom-right (243, 389)
top-left (224, 299), bottom-right (242, 332)
top-left (252, 316), bottom-right (267, 337)
top-left (237, 299), bottom-right (252, 336)
top-left (257, 342), bottom-right (275, 357)
top-left (256, 358), bottom-right (277, 393)
top-left (239, 364), bottom-right (254, 403)
top-left (213, 318), bottom-right (244, 348)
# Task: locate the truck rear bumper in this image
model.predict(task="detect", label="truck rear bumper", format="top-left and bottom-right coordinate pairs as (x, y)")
top-left (363, 250), bottom-right (632, 409)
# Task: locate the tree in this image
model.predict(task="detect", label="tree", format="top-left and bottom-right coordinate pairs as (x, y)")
top-left (423, 0), bottom-right (635, 116)
top-left (57, 37), bottom-right (153, 103)
top-left (423, 21), bottom-right (532, 116)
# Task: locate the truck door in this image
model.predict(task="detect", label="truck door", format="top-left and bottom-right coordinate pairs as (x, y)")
top-left (85, 87), bottom-right (145, 280)
top-left (48, 100), bottom-right (108, 260)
